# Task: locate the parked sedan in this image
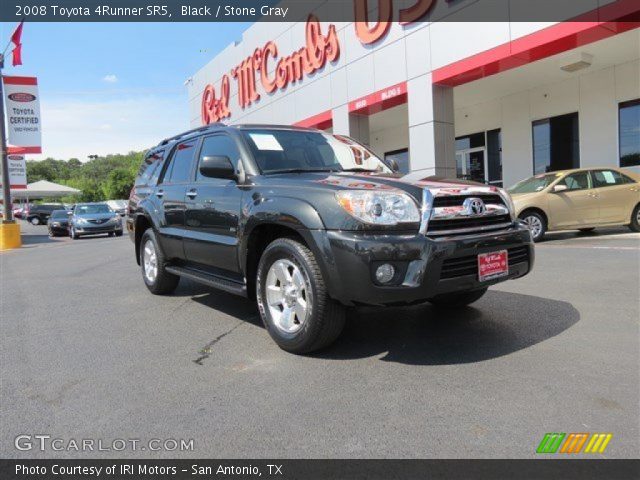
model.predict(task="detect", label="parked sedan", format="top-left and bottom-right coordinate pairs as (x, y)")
top-left (69, 203), bottom-right (123, 239)
top-left (47, 209), bottom-right (72, 237)
top-left (509, 167), bottom-right (640, 241)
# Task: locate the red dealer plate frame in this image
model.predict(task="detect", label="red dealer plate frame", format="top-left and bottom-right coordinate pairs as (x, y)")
top-left (478, 250), bottom-right (509, 282)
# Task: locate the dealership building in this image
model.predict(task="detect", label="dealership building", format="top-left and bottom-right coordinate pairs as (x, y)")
top-left (188, 1), bottom-right (640, 188)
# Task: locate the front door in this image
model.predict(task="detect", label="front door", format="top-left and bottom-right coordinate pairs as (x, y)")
top-left (156, 138), bottom-right (199, 260)
top-left (456, 147), bottom-right (486, 183)
top-left (547, 171), bottom-right (600, 229)
top-left (183, 134), bottom-right (244, 275)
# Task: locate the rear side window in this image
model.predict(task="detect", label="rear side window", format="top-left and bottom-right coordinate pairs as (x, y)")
top-left (136, 150), bottom-right (165, 186)
top-left (163, 140), bottom-right (198, 183)
top-left (591, 170), bottom-right (633, 187)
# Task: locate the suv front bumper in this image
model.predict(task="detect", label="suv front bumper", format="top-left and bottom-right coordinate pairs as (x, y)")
top-left (311, 224), bottom-right (534, 306)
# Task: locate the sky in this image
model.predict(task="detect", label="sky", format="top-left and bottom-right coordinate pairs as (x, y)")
top-left (0, 21), bottom-right (250, 161)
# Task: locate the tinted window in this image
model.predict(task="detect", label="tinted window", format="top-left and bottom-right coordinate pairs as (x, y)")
top-left (136, 150), bottom-right (165, 186)
top-left (51, 210), bottom-right (70, 219)
top-left (559, 172), bottom-right (590, 191)
top-left (591, 170), bottom-right (633, 188)
top-left (196, 135), bottom-right (240, 181)
top-left (619, 99), bottom-right (640, 167)
top-left (533, 112), bottom-right (580, 174)
top-left (164, 140), bottom-right (198, 183)
top-left (75, 204), bottom-right (112, 214)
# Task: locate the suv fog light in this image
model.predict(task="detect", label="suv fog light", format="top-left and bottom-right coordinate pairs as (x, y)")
top-left (375, 264), bottom-right (395, 284)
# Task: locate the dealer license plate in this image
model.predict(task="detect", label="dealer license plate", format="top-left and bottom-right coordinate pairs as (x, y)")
top-left (478, 250), bottom-right (509, 282)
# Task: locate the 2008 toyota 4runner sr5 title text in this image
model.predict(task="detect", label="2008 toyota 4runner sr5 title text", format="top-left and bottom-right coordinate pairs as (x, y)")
top-left (128, 124), bottom-right (534, 353)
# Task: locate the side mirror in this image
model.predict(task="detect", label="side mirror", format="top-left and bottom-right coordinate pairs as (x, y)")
top-left (552, 184), bottom-right (568, 193)
top-left (199, 155), bottom-right (236, 180)
top-left (387, 158), bottom-right (400, 173)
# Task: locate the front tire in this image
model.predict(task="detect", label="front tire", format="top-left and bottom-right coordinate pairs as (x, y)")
top-left (519, 210), bottom-right (546, 242)
top-left (256, 238), bottom-right (345, 354)
top-left (30, 216), bottom-right (41, 225)
top-left (630, 204), bottom-right (640, 232)
top-left (140, 229), bottom-right (179, 295)
top-left (429, 288), bottom-right (488, 308)
top-left (70, 227), bottom-right (79, 240)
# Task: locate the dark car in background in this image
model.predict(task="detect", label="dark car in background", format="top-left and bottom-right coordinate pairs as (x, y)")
top-left (26, 204), bottom-right (65, 225)
top-left (47, 209), bottom-right (72, 237)
top-left (69, 203), bottom-right (123, 239)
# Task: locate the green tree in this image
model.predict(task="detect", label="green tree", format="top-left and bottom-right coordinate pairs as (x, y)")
top-left (103, 168), bottom-right (135, 200)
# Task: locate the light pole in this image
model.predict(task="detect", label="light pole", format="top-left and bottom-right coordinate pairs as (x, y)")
top-left (0, 52), bottom-right (13, 223)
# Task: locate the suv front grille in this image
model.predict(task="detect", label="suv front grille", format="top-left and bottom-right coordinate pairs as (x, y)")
top-left (432, 194), bottom-right (505, 208)
top-left (440, 246), bottom-right (529, 280)
top-left (427, 214), bottom-right (512, 236)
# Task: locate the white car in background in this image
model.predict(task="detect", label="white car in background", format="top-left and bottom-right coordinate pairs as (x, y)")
top-left (106, 199), bottom-right (128, 216)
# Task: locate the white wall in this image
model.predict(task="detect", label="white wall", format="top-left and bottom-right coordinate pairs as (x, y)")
top-left (455, 59), bottom-right (640, 187)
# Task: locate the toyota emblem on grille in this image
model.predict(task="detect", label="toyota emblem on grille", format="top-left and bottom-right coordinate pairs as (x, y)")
top-left (463, 197), bottom-right (486, 215)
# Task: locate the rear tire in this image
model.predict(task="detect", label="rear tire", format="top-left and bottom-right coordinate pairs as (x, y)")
top-left (429, 288), bottom-right (488, 308)
top-left (519, 210), bottom-right (546, 242)
top-left (140, 229), bottom-right (179, 295)
top-left (256, 237), bottom-right (345, 354)
top-left (630, 204), bottom-right (640, 232)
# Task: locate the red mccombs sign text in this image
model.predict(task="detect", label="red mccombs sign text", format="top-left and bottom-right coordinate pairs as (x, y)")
top-left (201, 0), bottom-right (438, 125)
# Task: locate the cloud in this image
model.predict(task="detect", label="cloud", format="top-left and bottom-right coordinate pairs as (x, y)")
top-left (102, 74), bottom-right (118, 83)
top-left (35, 94), bottom-right (189, 160)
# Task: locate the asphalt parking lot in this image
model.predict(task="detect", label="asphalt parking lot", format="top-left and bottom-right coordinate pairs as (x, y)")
top-left (1, 223), bottom-right (639, 459)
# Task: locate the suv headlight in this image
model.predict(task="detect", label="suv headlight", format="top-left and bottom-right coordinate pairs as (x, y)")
top-left (336, 190), bottom-right (420, 225)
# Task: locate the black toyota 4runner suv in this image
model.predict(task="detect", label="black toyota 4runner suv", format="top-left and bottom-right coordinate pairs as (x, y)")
top-left (128, 124), bottom-right (534, 353)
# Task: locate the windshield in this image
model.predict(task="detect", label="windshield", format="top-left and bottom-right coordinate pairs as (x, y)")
top-left (241, 129), bottom-right (392, 174)
top-left (75, 204), bottom-right (112, 215)
top-left (51, 210), bottom-right (70, 219)
top-left (508, 173), bottom-right (559, 194)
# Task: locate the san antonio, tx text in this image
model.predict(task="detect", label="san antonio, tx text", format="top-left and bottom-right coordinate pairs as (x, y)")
top-left (15, 463), bottom-right (284, 476)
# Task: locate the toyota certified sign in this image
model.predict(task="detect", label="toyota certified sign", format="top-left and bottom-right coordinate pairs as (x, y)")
top-left (3, 76), bottom-right (42, 154)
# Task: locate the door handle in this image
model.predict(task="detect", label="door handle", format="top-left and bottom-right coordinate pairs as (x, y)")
top-left (156, 190), bottom-right (164, 198)
top-left (186, 189), bottom-right (198, 198)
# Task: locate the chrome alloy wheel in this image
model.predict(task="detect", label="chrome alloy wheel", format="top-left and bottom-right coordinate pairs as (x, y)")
top-left (636, 207), bottom-right (640, 224)
top-left (265, 259), bottom-right (310, 334)
top-left (522, 215), bottom-right (543, 239)
top-left (142, 239), bottom-right (158, 283)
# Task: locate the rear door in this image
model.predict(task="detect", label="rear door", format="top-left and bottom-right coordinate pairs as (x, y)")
top-left (547, 171), bottom-right (599, 228)
top-left (183, 134), bottom-right (244, 274)
top-left (590, 169), bottom-right (640, 224)
top-left (155, 138), bottom-right (199, 260)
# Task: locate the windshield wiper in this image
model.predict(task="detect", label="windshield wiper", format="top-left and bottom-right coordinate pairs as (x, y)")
top-left (264, 168), bottom-right (338, 175)
top-left (340, 168), bottom-right (378, 172)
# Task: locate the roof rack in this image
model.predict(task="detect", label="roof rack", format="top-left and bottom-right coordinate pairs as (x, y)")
top-left (159, 123), bottom-right (225, 146)
top-left (234, 124), bottom-right (318, 131)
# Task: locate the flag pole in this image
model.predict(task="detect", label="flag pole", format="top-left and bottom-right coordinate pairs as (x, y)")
top-left (0, 52), bottom-right (13, 223)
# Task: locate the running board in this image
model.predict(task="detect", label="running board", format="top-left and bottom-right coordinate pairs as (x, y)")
top-left (165, 265), bottom-right (247, 297)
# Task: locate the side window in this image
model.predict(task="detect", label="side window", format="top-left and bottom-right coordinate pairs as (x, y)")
top-left (196, 135), bottom-right (241, 181)
top-left (136, 149), bottom-right (165, 186)
top-left (591, 170), bottom-right (632, 188)
top-left (163, 140), bottom-right (198, 184)
top-left (559, 172), bottom-right (590, 191)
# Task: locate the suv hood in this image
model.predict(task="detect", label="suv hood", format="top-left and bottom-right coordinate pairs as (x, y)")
top-left (258, 171), bottom-right (502, 201)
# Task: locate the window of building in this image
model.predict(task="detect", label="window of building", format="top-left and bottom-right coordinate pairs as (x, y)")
top-left (454, 130), bottom-right (502, 185)
top-left (162, 139), bottom-right (198, 184)
top-left (532, 112), bottom-right (579, 174)
top-left (619, 99), bottom-right (640, 167)
top-left (384, 149), bottom-right (409, 174)
top-left (196, 135), bottom-right (240, 181)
